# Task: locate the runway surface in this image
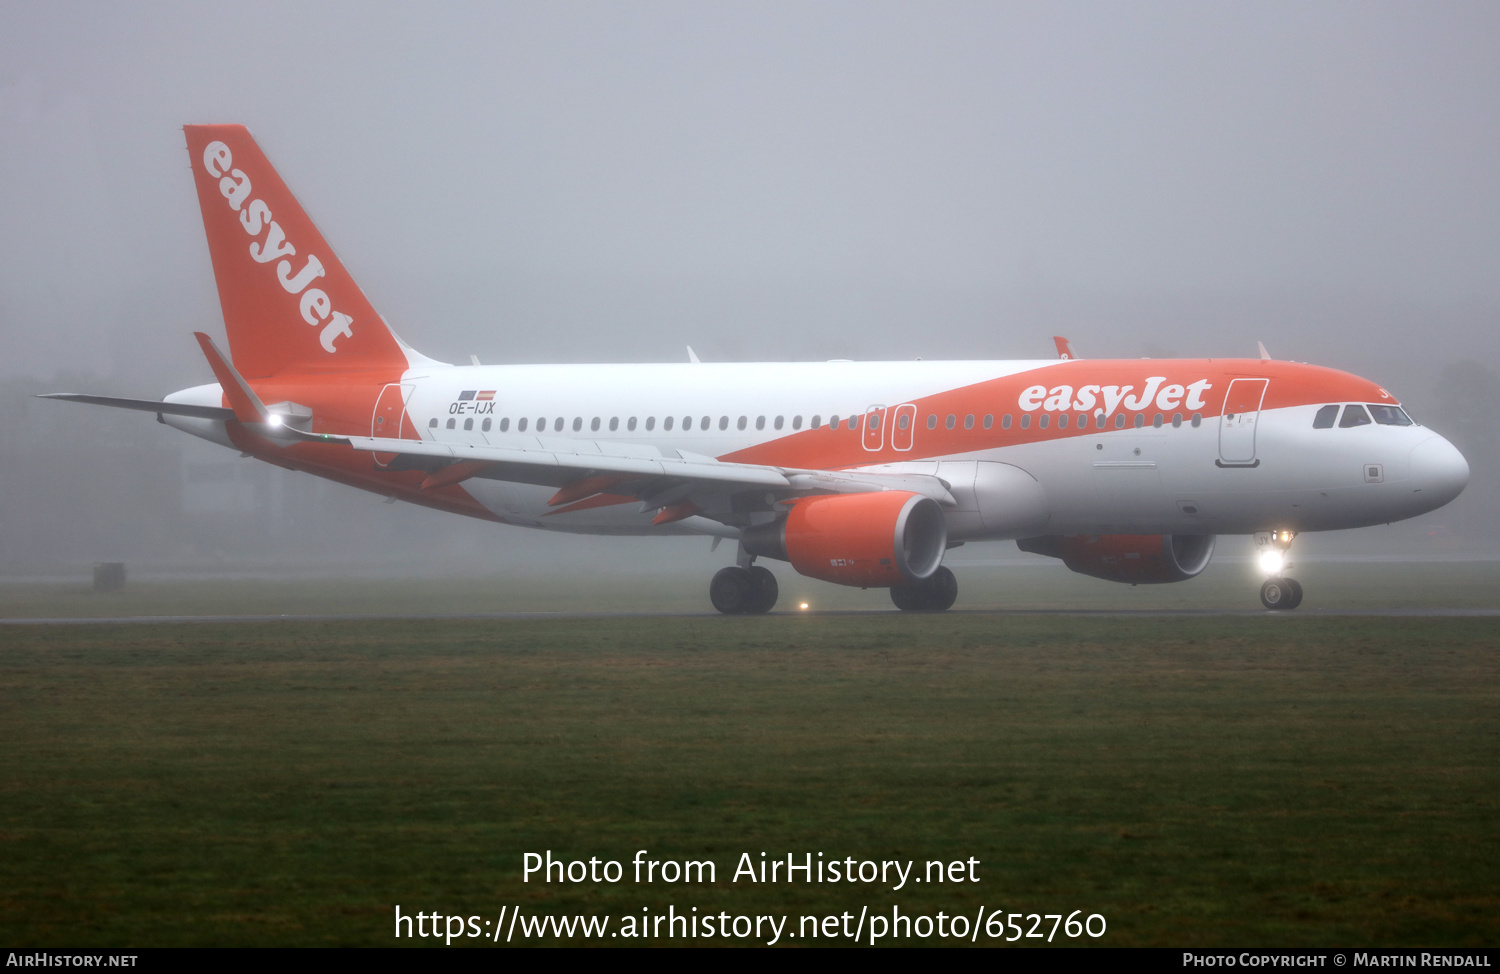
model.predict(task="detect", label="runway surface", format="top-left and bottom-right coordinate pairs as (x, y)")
top-left (5, 607), bottom-right (1500, 625)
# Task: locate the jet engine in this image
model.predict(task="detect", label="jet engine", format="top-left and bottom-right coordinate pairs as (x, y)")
top-left (742, 491), bottom-right (947, 587)
top-left (1017, 534), bottom-right (1216, 584)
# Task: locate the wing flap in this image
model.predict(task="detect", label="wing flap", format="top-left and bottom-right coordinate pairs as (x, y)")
top-left (337, 433), bottom-right (793, 491)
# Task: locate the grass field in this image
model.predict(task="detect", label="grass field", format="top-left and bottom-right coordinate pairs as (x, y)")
top-left (1, 612), bottom-right (1497, 946)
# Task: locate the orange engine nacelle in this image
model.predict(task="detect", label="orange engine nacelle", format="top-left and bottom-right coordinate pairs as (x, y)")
top-left (741, 491), bottom-right (947, 587)
top-left (1017, 534), bottom-right (1216, 584)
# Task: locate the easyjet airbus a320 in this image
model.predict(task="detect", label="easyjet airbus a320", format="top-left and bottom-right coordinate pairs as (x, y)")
top-left (46, 126), bottom-right (1470, 612)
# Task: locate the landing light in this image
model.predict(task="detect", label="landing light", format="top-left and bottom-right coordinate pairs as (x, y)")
top-left (800, 602), bottom-right (810, 611)
top-left (1258, 550), bottom-right (1285, 575)
top-left (267, 414), bottom-right (283, 427)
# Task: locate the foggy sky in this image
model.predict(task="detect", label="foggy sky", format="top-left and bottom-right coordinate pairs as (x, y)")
top-left (2, 2), bottom-right (1497, 574)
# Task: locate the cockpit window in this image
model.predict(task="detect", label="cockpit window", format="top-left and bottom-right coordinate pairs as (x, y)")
top-left (1312, 405), bottom-right (1339, 429)
top-left (1368, 404), bottom-right (1413, 426)
top-left (1339, 404), bottom-right (1372, 428)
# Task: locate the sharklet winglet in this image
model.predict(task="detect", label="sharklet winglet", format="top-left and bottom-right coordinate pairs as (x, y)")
top-left (194, 332), bottom-right (269, 424)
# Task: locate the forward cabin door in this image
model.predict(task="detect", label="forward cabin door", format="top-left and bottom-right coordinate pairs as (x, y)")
top-left (371, 383), bottom-right (415, 467)
top-left (1218, 378), bottom-right (1268, 467)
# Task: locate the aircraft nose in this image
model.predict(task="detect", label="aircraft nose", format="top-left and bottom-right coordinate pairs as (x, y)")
top-left (1409, 434), bottom-right (1469, 508)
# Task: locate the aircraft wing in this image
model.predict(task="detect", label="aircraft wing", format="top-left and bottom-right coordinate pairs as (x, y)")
top-left (303, 429), bottom-right (958, 521)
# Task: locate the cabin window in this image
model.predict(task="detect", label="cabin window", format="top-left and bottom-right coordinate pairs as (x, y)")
top-left (1038, 414), bottom-right (1049, 429)
top-left (1340, 405), bottom-right (1372, 428)
top-left (927, 414), bottom-right (937, 430)
top-left (1134, 414), bottom-right (1145, 429)
top-left (848, 416), bottom-right (859, 431)
top-left (830, 415), bottom-right (840, 430)
top-left (774, 416), bottom-right (784, 430)
top-left (868, 413), bottom-right (880, 431)
top-left (983, 414), bottom-right (993, 429)
top-left (428, 418), bottom-right (438, 428)
top-left (1172, 413), bottom-right (1183, 428)
top-left (719, 416), bottom-right (729, 431)
top-left (734, 416), bottom-right (744, 430)
top-left (899, 413), bottom-right (910, 431)
top-left (964, 414), bottom-right (975, 430)
top-left (446, 418), bottom-right (456, 429)
top-left (755, 416), bottom-right (765, 430)
top-left (499, 418), bottom-right (508, 432)
top-left (1057, 414), bottom-right (1069, 429)
top-left (793, 415), bottom-right (804, 430)
top-left (482, 418), bottom-right (492, 432)
top-left (1096, 414), bottom-right (1106, 429)
top-left (590, 417), bottom-right (600, 432)
top-left (1369, 404), bottom-right (1412, 426)
top-left (1191, 413), bottom-right (1202, 428)
top-left (1019, 414), bottom-right (1030, 429)
top-left (811, 415), bottom-right (821, 429)
top-left (1152, 414), bottom-right (1164, 429)
top-left (1002, 414), bottom-right (1012, 429)
top-left (1313, 405), bottom-right (1339, 429)
top-left (609, 417), bottom-right (618, 431)
top-left (701, 416), bottom-right (711, 431)
top-left (1114, 414), bottom-right (1125, 429)
top-left (464, 418), bottom-right (473, 431)
top-left (573, 417), bottom-right (583, 432)
top-left (517, 417), bottom-right (528, 432)
top-left (683, 416), bottom-right (692, 430)
top-left (664, 416), bottom-right (674, 431)
top-left (945, 414), bottom-right (956, 430)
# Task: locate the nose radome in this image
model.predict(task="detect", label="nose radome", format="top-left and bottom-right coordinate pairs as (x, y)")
top-left (1409, 434), bottom-right (1469, 508)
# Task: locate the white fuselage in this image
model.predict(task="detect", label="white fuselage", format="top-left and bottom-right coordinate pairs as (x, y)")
top-left (165, 356), bottom-right (1470, 543)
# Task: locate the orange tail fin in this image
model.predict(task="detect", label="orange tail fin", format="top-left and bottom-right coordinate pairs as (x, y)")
top-left (183, 125), bottom-right (415, 379)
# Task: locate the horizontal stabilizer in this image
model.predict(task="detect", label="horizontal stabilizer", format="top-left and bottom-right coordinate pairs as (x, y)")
top-left (37, 393), bottom-right (234, 422)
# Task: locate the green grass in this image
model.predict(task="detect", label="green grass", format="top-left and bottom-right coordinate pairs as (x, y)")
top-left (1, 614), bottom-right (1497, 946)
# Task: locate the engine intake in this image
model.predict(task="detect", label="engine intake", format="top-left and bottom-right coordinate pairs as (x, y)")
top-left (743, 491), bottom-right (947, 587)
top-left (1017, 533), bottom-right (1216, 584)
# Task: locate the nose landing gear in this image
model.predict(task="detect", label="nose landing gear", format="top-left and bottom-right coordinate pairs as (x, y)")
top-left (1255, 529), bottom-right (1303, 610)
top-left (1259, 576), bottom-right (1303, 610)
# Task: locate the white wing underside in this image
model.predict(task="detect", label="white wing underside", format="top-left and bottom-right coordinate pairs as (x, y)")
top-left (327, 431), bottom-right (958, 513)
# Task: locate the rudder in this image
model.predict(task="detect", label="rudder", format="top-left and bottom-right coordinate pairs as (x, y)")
top-left (184, 124), bottom-right (411, 378)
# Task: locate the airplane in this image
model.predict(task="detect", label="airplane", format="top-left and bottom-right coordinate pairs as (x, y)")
top-left (43, 125), bottom-right (1470, 614)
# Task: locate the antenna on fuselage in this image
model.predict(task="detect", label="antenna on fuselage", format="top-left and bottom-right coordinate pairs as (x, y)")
top-left (686, 346), bottom-right (701, 364)
top-left (1257, 341), bottom-right (1271, 361)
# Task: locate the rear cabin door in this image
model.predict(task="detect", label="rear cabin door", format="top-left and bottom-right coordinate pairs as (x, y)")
top-left (371, 383), bottom-right (415, 467)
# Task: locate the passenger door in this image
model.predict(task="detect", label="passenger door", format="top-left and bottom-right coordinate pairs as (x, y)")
top-left (1218, 378), bottom-right (1268, 467)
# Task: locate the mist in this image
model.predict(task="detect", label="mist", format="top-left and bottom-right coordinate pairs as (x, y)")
top-left (2, 1), bottom-right (1497, 580)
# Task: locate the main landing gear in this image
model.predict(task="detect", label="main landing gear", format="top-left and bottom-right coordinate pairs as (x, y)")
top-left (890, 566), bottom-right (958, 612)
top-left (709, 565), bottom-right (779, 614)
top-left (1256, 529), bottom-right (1303, 610)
